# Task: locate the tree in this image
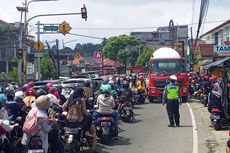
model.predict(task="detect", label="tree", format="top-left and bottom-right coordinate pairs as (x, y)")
top-left (74, 43), bottom-right (103, 56)
top-left (102, 35), bottom-right (140, 64)
top-left (136, 47), bottom-right (154, 67)
top-left (41, 54), bottom-right (57, 80)
top-left (9, 67), bottom-right (18, 82)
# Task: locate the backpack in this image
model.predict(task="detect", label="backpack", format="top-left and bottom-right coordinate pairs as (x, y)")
top-left (22, 112), bottom-right (38, 136)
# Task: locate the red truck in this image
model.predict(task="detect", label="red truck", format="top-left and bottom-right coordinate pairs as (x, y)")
top-left (148, 47), bottom-right (188, 103)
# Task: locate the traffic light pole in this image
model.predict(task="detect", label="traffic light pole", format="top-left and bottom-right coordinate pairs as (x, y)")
top-left (37, 21), bottom-right (41, 81)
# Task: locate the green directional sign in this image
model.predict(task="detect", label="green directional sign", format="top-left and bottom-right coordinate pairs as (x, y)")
top-left (44, 25), bottom-right (58, 32)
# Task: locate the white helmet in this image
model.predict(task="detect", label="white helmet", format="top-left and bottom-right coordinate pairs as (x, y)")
top-left (170, 75), bottom-right (177, 81)
top-left (47, 94), bottom-right (59, 106)
top-left (15, 91), bottom-right (25, 99)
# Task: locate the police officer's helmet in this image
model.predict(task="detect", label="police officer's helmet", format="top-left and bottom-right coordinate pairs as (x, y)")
top-left (169, 75), bottom-right (177, 81)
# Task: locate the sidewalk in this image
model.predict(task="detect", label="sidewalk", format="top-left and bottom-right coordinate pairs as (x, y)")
top-left (188, 98), bottom-right (228, 153)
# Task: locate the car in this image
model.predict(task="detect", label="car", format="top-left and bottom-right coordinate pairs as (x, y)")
top-left (33, 80), bottom-right (62, 90)
top-left (61, 78), bottom-right (92, 87)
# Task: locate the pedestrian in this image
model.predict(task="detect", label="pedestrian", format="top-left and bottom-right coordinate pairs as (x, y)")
top-left (163, 75), bottom-right (182, 127)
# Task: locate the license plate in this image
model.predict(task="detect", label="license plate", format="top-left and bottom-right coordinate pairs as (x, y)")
top-left (65, 128), bottom-right (78, 133)
top-left (28, 149), bottom-right (44, 153)
top-left (124, 107), bottom-right (131, 110)
top-left (211, 114), bottom-right (220, 120)
top-left (101, 122), bottom-right (111, 126)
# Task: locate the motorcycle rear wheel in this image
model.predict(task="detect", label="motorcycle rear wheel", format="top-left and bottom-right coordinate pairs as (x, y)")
top-left (101, 135), bottom-right (110, 145)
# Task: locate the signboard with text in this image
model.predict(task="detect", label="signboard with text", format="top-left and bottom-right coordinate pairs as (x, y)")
top-left (214, 45), bottom-right (230, 53)
top-left (94, 51), bottom-right (103, 64)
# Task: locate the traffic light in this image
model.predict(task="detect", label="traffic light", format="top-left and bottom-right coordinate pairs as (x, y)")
top-left (18, 48), bottom-right (24, 59)
top-left (81, 5), bottom-right (87, 21)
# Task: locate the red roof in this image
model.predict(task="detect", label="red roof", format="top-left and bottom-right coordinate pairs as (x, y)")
top-left (200, 19), bottom-right (230, 38)
top-left (68, 56), bottom-right (90, 65)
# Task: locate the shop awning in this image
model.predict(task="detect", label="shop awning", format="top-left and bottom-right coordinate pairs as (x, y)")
top-left (203, 57), bottom-right (230, 69)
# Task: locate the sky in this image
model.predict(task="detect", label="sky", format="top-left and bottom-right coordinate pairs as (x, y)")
top-left (0, 0), bottom-right (229, 49)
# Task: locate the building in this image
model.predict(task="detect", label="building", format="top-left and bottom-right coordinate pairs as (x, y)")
top-left (130, 25), bottom-right (188, 47)
top-left (200, 19), bottom-right (230, 45)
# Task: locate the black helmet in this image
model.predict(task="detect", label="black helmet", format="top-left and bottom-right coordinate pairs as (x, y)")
top-left (35, 89), bottom-right (47, 99)
top-left (56, 85), bottom-right (63, 93)
top-left (40, 85), bottom-right (49, 93)
top-left (4, 85), bottom-right (15, 99)
top-left (123, 80), bottom-right (129, 89)
top-left (84, 80), bottom-right (91, 88)
top-left (73, 87), bottom-right (84, 99)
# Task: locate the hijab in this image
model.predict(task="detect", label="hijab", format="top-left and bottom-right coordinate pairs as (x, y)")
top-left (212, 83), bottom-right (222, 98)
top-left (67, 87), bottom-right (84, 107)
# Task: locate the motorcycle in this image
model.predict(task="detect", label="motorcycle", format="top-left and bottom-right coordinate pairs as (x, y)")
top-left (64, 121), bottom-right (93, 153)
top-left (118, 101), bottom-right (134, 123)
top-left (95, 114), bottom-right (118, 145)
top-left (28, 136), bottom-right (44, 153)
top-left (210, 107), bottom-right (229, 130)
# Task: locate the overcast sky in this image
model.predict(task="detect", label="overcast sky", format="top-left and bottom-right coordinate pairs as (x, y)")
top-left (0, 0), bottom-right (229, 49)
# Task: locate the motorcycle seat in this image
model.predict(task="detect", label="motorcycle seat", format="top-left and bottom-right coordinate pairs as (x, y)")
top-left (67, 121), bottom-right (84, 128)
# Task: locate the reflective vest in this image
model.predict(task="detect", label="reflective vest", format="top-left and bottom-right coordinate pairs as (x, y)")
top-left (166, 85), bottom-right (179, 100)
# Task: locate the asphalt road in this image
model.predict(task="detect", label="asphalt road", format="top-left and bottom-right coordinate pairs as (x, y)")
top-left (95, 102), bottom-right (194, 153)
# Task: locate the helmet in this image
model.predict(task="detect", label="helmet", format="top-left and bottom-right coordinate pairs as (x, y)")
top-left (25, 88), bottom-right (35, 96)
top-left (210, 76), bottom-right (217, 82)
top-left (99, 85), bottom-right (105, 94)
top-left (15, 91), bottom-right (25, 100)
top-left (47, 94), bottom-right (59, 106)
top-left (4, 86), bottom-right (15, 98)
top-left (123, 80), bottom-right (129, 89)
top-left (28, 81), bottom-right (34, 88)
top-left (41, 85), bottom-right (49, 93)
top-left (0, 94), bottom-right (7, 103)
top-left (108, 80), bottom-right (114, 85)
top-left (35, 89), bottom-right (47, 99)
top-left (84, 80), bottom-right (91, 88)
top-left (46, 82), bottom-right (53, 88)
top-left (170, 75), bottom-right (177, 81)
top-left (22, 84), bottom-right (30, 92)
top-left (104, 84), bottom-right (112, 93)
top-left (73, 87), bottom-right (85, 99)
top-left (138, 76), bottom-right (144, 81)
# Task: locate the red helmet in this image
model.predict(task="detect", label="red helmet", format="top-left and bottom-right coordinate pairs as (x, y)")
top-left (25, 88), bottom-right (35, 96)
top-left (204, 76), bottom-right (209, 81)
top-left (28, 81), bottom-right (34, 88)
top-left (210, 76), bottom-right (217, 82)
top-left (46, 82), bottom-right (53, 88)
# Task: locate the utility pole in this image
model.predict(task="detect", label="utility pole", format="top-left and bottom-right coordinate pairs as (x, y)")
top-left (56, 39), bottom-right (60, 77)
top-left (37, 21), bottom-right (41, 80)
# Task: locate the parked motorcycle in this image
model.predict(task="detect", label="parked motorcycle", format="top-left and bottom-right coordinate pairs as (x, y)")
top-left (210, 107), bottom-right (229, 130)
top-left (95, 115), bottom-right (118, 145)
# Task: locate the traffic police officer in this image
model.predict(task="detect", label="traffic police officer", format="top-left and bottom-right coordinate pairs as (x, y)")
top-left (163, 75), bottom-right (181, 127)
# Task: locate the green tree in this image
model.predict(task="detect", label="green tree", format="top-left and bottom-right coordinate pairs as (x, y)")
top-left (41, 54), bottom-right (57, 80)
top-left (9, 67), bottom-right (18, 82)
top-left (136, 47), bottom-right (154, 66)
top-left (102, 35), bottom-right (140, 64)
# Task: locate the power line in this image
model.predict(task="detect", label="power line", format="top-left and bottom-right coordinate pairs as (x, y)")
top-left (70, 19), bottom-right (228, 31)
top-left (68, 33), bottom-right (104, 40)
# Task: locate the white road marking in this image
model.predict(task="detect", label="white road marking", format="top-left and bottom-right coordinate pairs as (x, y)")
top-left (187, 103), bottom-right (198, 153)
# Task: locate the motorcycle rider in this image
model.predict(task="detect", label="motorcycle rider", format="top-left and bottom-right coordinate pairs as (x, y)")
top-left (208, 82), bottom-right (223, 113)
top-left (21, 95), bottom-right (53, 153)
top-left (136, 76), bottom-right (146, 103)
top-left (163, 75), bottom-right (181, 127)
top-left (62, 87), bottom-right (98, 153)
top-left (120, 80), bottom-right (132, 104)
top-left (83, 80), bottom-right (94, 109)
top-left (23, 88), bottom-right (36, 113)
top-left (93, 84), bottom-right (119, 126)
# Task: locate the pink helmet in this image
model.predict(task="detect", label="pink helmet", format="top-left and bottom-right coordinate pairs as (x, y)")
top-left (46, 82), bottom-right (53, 88)
top-left (138, 76), bottom-right (144, 81)
top-left (22, 84), bottom-right (30, 92)
top-left (28, 81), bottom-right (34, 88)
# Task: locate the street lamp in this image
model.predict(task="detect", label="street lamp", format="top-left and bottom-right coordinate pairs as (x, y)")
top-left (16, 6), bottom-right (28, 85)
